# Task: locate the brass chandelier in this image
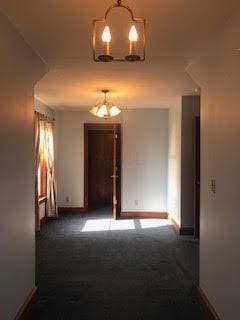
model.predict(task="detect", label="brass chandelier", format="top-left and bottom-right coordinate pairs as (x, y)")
top-left (90, 90), bottom-right (121, 118)
top-left (93, 0), bottom-right (146, 62)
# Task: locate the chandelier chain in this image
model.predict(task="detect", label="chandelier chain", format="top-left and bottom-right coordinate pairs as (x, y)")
top-left (117, 0), bottom-right (122, 6)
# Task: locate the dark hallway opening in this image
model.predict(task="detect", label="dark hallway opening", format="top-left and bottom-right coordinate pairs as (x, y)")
top-left (194, 116), bottom-right (200, 238)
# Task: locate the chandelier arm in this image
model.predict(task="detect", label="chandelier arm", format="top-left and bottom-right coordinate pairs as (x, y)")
top-left (105, 3), bottom-right (135, 20)
top-left (103, 91), bottom-right (107, 104)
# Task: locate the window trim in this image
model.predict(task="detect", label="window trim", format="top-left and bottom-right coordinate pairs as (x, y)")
top-left (39, 196), bottom-right (47, 204)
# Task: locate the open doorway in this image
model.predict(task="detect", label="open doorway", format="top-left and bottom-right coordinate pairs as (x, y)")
top-left (194, 116), bottom-right (200, 238)
top-left (84, 124), bottom-right (121, 219)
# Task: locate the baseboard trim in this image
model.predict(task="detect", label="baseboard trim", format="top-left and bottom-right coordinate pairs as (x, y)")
top-left (58, 207), bottom-right (86, 214)
top-left (121, 212), bottom-right (168, 219)
top-left (171, 218), bottom-right (194, 235)
top-left (197, 287), bottom-right (220, 320)
top-left (180, 226), bottom-right (194, 236)
top-left (14, 286), bottom-right (37, 320)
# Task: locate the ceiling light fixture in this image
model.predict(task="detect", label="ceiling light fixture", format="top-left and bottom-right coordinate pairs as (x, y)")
top-left (90, 90), bottom-right (121, 118)
top-left (93, 0), bottom-right (146, 62)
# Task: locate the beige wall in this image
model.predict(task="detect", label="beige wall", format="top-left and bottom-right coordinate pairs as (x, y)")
top-left (0, 12), bottom-right (47, 320)
top-left (187, 9), bottom-right (240, 319)
top-left (56, 109), bottom-right (169, 212)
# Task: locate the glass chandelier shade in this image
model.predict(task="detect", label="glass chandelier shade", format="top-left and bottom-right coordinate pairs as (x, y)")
top-left (90, 90), bottom-right (121, 118)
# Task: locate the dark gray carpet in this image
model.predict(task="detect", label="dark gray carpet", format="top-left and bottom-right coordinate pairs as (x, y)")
top-left (27, 208), bottom-right (208, 320)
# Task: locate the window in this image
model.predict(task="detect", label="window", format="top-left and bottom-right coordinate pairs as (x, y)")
top-left (35, 111), bottom-right (57, 221)
top-left (37, 120), bottom-right (54, 199)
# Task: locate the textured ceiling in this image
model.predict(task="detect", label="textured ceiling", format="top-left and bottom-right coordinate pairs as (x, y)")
top-left (0, 0), bottom-right (239, 109)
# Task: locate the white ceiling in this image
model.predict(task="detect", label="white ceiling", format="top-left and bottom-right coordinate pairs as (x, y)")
top-left (0, 0), bottom-right (239, 109)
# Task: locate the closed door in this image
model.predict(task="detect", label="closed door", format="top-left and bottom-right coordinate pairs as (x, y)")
top-left (88, 130), bottom-right (114, 209)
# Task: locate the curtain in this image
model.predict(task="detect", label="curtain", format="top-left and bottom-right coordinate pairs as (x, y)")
top-left (35, 112), bottom-right (58, 230)
top-left (34, 112), bottom-right (41, 231)
top-left (45, 119), bottom-right (58, 217)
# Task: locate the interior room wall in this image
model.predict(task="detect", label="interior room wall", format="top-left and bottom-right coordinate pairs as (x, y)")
top-left (181, 96), bottom-right (200, 228)
top-left (56, 109), bottom-right (169, 212)
top-left (187, 9), bottom-right (240, 319)
top-left (0, 12), bottom-right (47, 320)
top-left (121, 109), bottom-right (168, 212)
top-left (167, 98), bottom-right (182, 225)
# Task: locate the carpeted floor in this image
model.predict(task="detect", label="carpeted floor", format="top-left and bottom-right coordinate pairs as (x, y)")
top-left (27, 208), bottom-right (208, 320)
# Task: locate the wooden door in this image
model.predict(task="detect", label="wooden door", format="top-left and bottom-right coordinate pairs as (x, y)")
top-left (84, 124), bottom-right (121, 217)
top-left (88, 130), bottom-right (114, 209)
top-left (112, 125), bottom-right (121, 219)
top-left (194, 116), bottom-right (200, 238)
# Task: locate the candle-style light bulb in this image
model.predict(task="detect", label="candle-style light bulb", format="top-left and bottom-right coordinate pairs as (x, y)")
top-left (129, 25), bottom-right (138, 42)
top-left (129, 25), bottom-right (138, 55)
top-left (102, 26), bottom-right (111, 56)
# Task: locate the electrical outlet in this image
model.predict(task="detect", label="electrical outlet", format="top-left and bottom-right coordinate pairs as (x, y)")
top-left (211, 180), bottom-right (216, 193)
top-left (134, 200), bottom-right (138, 206)
top-left (66, 196), bottom-right (70, 202)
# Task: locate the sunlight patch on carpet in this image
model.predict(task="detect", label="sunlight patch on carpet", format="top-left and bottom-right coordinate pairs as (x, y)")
top-left (140, 219), bottom-right (171, 229)
top-left (81, 218), bottom-right (170, 232)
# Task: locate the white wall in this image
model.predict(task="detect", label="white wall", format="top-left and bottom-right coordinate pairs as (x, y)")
top-left (187, 9), bottom-right (240, 319)
top-left (122, 109), bottom-right (168, 212)
top-left (0, 12), bottom-right (47, 320)
top-left (35, 98), bottom-right (55, 119)
top-left (167, 99), bottom-right (182, 225)
top-left (56, 109), bottom-right (169, 212)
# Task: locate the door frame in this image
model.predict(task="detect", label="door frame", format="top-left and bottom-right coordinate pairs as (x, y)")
top-left (84, 123), bottom-right (122, 216)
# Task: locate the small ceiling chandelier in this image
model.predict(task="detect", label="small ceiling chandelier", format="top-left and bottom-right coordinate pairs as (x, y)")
top-left (93, 0), bottom-right (146, 62)
top-left (90, 90), bottom-right (121, 118)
